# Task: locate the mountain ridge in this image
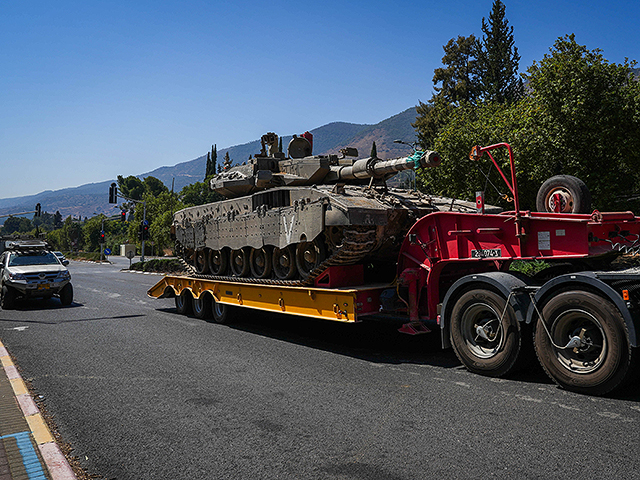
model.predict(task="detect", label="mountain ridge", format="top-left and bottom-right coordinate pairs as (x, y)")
top-left (0, 107), bottom-right (418, 220)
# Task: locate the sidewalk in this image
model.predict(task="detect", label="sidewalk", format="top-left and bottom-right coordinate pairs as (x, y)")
top-left (0, 341), bottom-right (76, 480)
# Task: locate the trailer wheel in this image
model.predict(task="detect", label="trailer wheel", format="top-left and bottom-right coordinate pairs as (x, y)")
top-left (536, 175), bottom-right (591, 214)
top-left (534, 290), bottom-right (635, 395)
top-left (1, 286), bottom-right (16, 310)
top-left (59, 283), bottom-right (73, 306)
top-left (450, 289), bottom-right (523, 377)
top-left (175, 290), bottom-right (193, 315)
top-left (212, 298), bottom-right (234, 324)
top-left (192, 294), bottom-right (212, 320)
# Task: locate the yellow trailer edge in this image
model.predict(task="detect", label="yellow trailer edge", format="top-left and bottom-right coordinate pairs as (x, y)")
top-left (147, 275), bottom-right (387, 323)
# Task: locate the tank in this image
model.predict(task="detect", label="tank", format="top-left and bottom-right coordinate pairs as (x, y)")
top-left (173, 132), bottom-right (498, 284)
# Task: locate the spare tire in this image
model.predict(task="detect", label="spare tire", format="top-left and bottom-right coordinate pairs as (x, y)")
top-left (536, 175), bottom-right (591, 214)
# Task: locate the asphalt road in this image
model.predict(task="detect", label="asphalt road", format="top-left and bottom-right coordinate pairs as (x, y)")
top-left (1, 259), bottom-right (639, 480)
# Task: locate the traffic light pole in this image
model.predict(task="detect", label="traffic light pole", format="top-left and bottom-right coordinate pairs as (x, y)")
top-left (141, 201), bottom-right (147, 263)
top-left (108, 184), bottom-right (148, 263)
top-left (100, 216), bottom-right (105, 263)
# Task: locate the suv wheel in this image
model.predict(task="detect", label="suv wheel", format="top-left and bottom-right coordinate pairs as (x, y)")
top-left (1, 286), bottom-right (17, 310)
top-left (59, 283), bottom-right (73, 306)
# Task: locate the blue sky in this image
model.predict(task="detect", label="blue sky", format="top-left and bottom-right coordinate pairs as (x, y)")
top-left (1, 0), bottom-right (638, 199)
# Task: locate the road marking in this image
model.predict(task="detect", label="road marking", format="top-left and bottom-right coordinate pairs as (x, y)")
top-left (10, 326), bottom-right (29, 331)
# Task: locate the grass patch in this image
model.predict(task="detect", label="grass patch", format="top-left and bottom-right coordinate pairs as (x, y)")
top-left (509, 259), bottom-right (549, 276)
top-left (130, 258), bottom-right (186, 274)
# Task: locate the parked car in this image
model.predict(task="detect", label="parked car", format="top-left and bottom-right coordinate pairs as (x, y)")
top-left (0, 240), bottom-right (73, 309)
top-left (53, 251), bottom-right (69, 265)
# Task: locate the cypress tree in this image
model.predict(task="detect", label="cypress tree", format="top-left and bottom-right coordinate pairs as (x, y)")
top-left (476, 0), bottom-right (522, 103)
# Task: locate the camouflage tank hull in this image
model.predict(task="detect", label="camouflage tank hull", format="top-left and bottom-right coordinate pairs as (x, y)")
top-left (173, 184), bottom-right (494, 284)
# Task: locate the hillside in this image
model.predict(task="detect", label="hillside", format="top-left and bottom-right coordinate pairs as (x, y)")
top-left (0, 108), bottom-right (418, 221)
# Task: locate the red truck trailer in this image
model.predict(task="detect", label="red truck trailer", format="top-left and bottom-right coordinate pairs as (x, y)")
top-left (149, 143), bottom-right (640, 396)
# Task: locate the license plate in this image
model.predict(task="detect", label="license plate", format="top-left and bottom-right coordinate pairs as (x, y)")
top-left (471, 248), bottom-right (502, 258)
top-left (37, 283), bottom-right (51, 290)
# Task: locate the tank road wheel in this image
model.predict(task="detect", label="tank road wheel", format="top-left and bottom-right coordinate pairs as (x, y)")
top-left (534, 291), bottom-right (636, 395)
top-left (295, 238), bottom-right (326, 280)
top-left (536, 175), bottom-right (591, 214)
top-left (209, 249), bottom-right (228, 276)
top-left (175, 290), bottom-right (193, 315)
top-left (194, 249), bottom-right (209, 274)
top-left (230, 247), bottom-right (251, 277)
top-left (192, 293), bottom-right (212, 320)
top-left (250, 247), bottom-right (273, 279)
top-left (272, 245), bottom-right (297, 280)
top-left (450, 289), bottom-right (524, 377)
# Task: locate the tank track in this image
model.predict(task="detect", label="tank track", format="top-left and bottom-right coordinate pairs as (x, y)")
top-left (178, 226), bottom-right (377, 287)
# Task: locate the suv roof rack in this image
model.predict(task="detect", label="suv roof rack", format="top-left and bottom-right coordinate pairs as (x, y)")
top-left (4, 240), bottom-right (49, 251)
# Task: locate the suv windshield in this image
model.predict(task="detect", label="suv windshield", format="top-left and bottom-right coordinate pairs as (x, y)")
top-left (8, 251), bottom-right (60, 267)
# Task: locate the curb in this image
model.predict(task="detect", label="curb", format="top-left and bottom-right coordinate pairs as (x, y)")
top-left (0, 340), bottom-right (77, 480)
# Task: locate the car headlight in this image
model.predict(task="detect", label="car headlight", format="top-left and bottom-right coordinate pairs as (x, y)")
top-left (59, 271), bottom-right (71, 280)
top-left (8, 272), bottom-right (26, 281)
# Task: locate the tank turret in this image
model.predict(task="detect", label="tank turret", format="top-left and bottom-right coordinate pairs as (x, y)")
top-left (211, 132), bottom-right (440, 199)
top-left (174, 131), bottom-right (496, 284)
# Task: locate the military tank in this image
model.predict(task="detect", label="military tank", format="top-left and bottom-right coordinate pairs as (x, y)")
top-left (173, 132), bottom-right (496, 284)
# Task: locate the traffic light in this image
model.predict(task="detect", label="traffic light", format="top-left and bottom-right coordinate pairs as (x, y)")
top-left (121, 210), bottom-right (127, 222)
top-left (142, 221), bottom-right (150, 240)
top-left (35, 203), bottom-right (41, 217)
top-left (108, 183), bottom-right (117, 203)
top-left (100, 231), bottom-right (105, 242)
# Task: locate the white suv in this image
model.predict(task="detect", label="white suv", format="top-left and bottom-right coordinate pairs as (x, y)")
top-left (0, 241), bottom-right (73, 309)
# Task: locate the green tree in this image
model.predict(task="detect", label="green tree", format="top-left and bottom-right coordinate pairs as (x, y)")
top-left (414, 35), bottom-right (479, 149)
top-left (433, 35), bottom-right (480, 105)
top-left (179, 181), bottom-right (222, 207)
top-left (524, 34), bottom-right (640, 208)
top-left (117, 175), bottom-right (145, 200)
top-left (476, 0), bottom-right (522, 103)
top-left (143, 176), bottom-right (168, 197)
top-left (205, 144), bottom-right (217, 179)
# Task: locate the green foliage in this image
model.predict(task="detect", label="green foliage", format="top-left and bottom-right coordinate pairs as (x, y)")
top-left (179, 181), bottom-right (222, 207)
top-left (130, 258), bottom-right (185, 273)
top-left (433, 35), bottom-right (480, 105)
top-left (414, 2), bottom-right (520, 149)
top-left (370, 141), bottom-right (377, 158)
top-left (205, 144), bottom-right (217, 180)
top-left (524, 34), bottom-right (640, 209)
top-left (143, 176), bottom-right (169, 197)
top-left (476, 0), bottom-right (522, 103)
top-left (418, 99), bottom-right (542, 209)
top-left (117, 175), bottom-right (145, 200)
top-left (1, 216), bottom-right (32, 235)
top-left (510, 259), bottom-right (549, 276)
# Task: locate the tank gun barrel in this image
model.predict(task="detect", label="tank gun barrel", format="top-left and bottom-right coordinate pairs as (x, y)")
top-left (331, 150), bottom-right (440, 181)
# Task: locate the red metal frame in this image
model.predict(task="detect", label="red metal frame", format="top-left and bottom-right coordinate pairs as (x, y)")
top-left (397, 143), bottom-right (640, 322)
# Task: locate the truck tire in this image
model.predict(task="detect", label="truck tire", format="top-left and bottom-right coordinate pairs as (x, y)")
top-left (192, 294), bottom-right (212, 320)
top-left (1, 286), bottom-right (16, 310)
top-left (175, 290), bottom-right (193, 315)
top-left (450, 288), bottom-right (524, 377)
top-left (59, 283), bottom-right (73, 306)
top-left (212, 298), bottom-right (234, 324)
top-left (536, 175), bottom-right (591, 214)
top-left (534, 290), bottom-right (636, 395)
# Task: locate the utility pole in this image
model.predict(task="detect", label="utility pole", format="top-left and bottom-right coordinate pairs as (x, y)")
top-left (141, 201), bottom-right (147, 263)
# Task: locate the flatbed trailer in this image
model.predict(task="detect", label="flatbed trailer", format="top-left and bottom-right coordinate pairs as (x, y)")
top-left (148, 143), bottom-right (640, 396)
